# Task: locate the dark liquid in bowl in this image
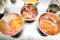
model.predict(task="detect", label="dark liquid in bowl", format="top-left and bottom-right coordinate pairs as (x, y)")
top-left (47, 4), bottom-right (60, 13)
top-left (10, 0), bottom-right (16, 4)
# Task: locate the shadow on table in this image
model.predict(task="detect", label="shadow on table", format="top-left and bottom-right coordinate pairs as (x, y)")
top-left (25, 20), bottom-right (35, 23)
top-left (37, 28), bottom-right (47, 37)
top-left (11, 29), bottom-right (23, 38)
top-left (0, 14), bottom-right (4, 19)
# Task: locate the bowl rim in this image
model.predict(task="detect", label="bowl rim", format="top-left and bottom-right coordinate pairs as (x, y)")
top-left (55, 11), bottom-right (60, 19)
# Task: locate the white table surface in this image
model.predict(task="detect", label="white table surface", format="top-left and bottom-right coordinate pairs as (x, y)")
top-left (0, 0), bottom-right (60, 40)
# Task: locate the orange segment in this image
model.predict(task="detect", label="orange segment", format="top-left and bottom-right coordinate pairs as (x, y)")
top-left (9, 18), bottom-right (23, 29)
top-left (0, 20), bottom-right (7, 34)
top-left (6, 22), bottom-right (17, 35)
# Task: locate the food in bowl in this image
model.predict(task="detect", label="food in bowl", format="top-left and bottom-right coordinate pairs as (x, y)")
top-left (21, 4), bottom-right (38, 21)
top-left (38, 12), bottom-right (59, 35)
top-left (23, 0), bottom-right (38, 4)
top-left (1, 13), bottom-right (24, 36)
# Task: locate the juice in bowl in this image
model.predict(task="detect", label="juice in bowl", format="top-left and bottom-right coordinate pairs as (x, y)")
top-left (38, 12), bottom-right (60, 36)
top-left (0, 13), bottom-right (24, 36)
top-left (23, 0), bottom-right (38, 4)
